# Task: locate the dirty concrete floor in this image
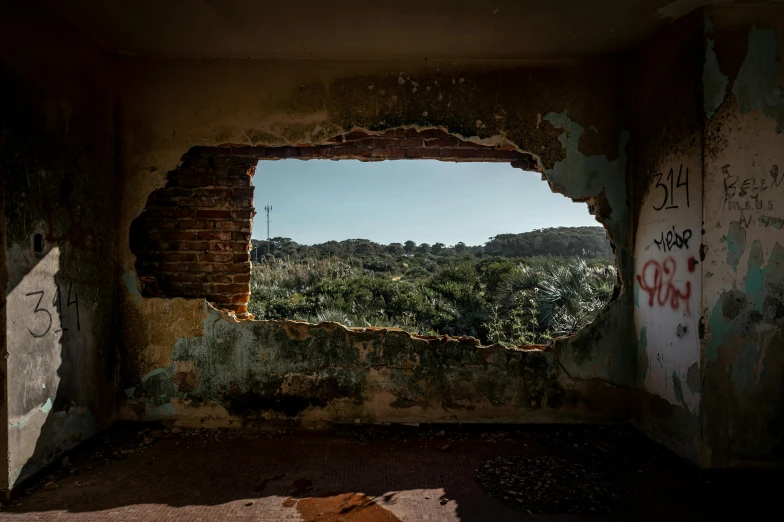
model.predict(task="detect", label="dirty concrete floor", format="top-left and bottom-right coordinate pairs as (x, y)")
top-left (0, 423), bottom-right (776, 521)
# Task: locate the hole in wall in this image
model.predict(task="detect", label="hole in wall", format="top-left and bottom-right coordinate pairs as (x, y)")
top-left (33, 233), bottom-right (44, 254)
top-left (127, 128), bottom-right (620, 344)
top-left (248, 159), bottom-right (616, 347)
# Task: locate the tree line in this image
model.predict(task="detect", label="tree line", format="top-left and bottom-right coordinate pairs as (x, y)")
top-left (250, 226), bottom-right (612, 261)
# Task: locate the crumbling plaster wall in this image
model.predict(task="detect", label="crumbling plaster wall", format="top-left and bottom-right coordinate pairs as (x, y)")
top-left (630, 12), bottom-right (706, 465)
top-left (630, 7), bottom-right (784, 468)
top-left (6, 1), bottom-right (780, 481)
top-left (116, 57), bottom-right (636, 428)
top-left (0, 80), bottom-right (8, 493)
top-left (700, 6), bottom-right (784, 467)
top-left (122, 303), bottom-right (631, 426)
top-left (0, 4), bottom-right (118, 490)
top-left (4, 0), bottom-right (780, 481)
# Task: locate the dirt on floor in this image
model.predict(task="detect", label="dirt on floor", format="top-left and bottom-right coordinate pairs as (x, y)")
top-left (0, 422), bottom-right (778, 521)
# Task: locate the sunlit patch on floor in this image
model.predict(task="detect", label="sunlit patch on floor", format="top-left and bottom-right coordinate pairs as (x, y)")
top-left (291, 492), bottom-right (403, 522)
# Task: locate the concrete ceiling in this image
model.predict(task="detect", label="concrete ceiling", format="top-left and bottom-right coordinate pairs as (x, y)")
top-left (47, 0), bottom-right (724, 60)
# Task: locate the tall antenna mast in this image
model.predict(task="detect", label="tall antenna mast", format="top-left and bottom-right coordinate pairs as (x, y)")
top-left (264, 205), bottom-right (272, 255)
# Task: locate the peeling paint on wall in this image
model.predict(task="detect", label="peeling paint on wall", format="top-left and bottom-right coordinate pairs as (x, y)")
top-left (118, 81), bottom-right (634, 430)
top-left (122, 271), bottom-right (143, 305)
top-left (725, 221), bottom-right (746, 272)
top-left (657, 0), bottom-right (734, 20)
top-left (541, 111), bottom-right (632, 386)
top-left (121, 304), bottom-right (629, 426)
top-left (634, 155), bottom-right (702, 414)
top-left (701, 21), bottom-right (784, 465)
top-left (543, 112), bottom-right (630, 245)
top-left (703, 37), bottom-right (728, 119)
top-left (733, 27), bottom-right (784, 133)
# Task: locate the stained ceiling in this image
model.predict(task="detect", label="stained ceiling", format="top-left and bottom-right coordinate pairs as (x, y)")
top-left (44, 0), bottom-right (730, 60)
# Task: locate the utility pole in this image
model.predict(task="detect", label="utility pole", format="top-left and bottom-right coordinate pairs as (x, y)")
top-left (264, 205), bottom-right (272, 256)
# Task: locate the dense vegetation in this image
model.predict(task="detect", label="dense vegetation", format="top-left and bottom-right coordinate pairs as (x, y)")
top-left (248, 227), bottom-right (616, 346)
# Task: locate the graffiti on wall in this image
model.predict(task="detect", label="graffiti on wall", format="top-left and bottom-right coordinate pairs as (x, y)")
top-left (25, 283), bottom-right (80, 338)
top-left (651, 164), bottom-right (690, 210)
top-left (634, 160), bottom-right (702, 411)
top-left (7, 245), bottom-right (83, 341)
top-left (653, 226), bottom-right (692, 252)
top-left (719, 162), bottom-right (784, 276)
top-left (637, 164), bottom-right (697, 317)
top-left (722, 164), bottom-right (783, 227)
top-left (636, 257), bottom-right (695, 317)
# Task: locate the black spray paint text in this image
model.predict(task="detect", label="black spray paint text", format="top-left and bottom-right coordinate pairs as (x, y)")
top-left (722, 163), bottom-right (783, 210)
top-left (25, 283), bottom-right (80, 338)
top-left (652, 165), bottom-right (690, 211)
top-left (653, 226), bottom-right (692, 252)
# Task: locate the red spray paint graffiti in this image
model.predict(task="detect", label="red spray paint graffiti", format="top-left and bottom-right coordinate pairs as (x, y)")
top-left (636, 258), bottom-right (692, 316)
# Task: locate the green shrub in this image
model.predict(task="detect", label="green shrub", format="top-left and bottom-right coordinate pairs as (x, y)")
top-left (248, 252), bottom-right (615, 347)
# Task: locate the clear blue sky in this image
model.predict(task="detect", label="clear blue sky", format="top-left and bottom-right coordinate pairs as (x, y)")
top-left (252, 160), bottom-right (597, 246)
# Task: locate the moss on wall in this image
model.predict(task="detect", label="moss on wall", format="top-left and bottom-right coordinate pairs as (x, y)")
top-left (124, 304), bottom-right (630, 426)
top-left (115, 55), bottom-right (636, 428)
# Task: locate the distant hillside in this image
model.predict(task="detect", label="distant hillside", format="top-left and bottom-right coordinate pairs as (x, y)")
top-left (484, 227), bottom-right (612, 258)
top-left (251, 226), bottom-right (612, 261)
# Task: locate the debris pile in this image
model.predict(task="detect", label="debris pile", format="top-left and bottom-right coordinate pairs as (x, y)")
top-left (475, 454), bottom-right (624, 514)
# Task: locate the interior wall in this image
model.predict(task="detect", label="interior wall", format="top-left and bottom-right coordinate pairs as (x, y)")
top-left (129, 149), bottom-right (256, 318)
top-left (628, 12), bottom-right (706, 465)
top-left (0, 107), bottom-right (9, 493)
top-left (0, 4), bottom-right (118, 489)
top-left (116, 56), bottom-right (635, 427)
top-left (2, 0), bottom-right (781, 479)
top-left (701, 6), bottom-right (784, 467)
top-left (630, 6), bottom-right (784, 468)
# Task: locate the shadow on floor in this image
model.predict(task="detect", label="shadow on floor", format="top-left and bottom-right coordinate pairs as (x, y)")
top-left (1, 423), bottom-right (778, 521)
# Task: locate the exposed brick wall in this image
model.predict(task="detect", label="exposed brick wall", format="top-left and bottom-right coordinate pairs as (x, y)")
top-left (262, 129), bottom-right (539, 167)
top-left (130, 149), bottom-right (256, 318)
top-left (129, 128), bottom-right (539, 319)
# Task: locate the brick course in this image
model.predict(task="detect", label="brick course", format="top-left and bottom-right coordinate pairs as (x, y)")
top-left (279, 129), bottom-right (538, 166)
top-left (130, 149), bottom-right (256, 318)
top-left (129, 129), bottom-right (538, 319)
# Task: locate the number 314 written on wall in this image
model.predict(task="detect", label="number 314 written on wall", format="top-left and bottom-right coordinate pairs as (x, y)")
top-left (652, 165), bottom-right (690, 211)
top-left (24, 283), bottom-right (80, 338)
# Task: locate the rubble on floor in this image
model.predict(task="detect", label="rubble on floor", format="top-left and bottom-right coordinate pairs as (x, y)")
top-left (476, 455), bottom-right (623, 514)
